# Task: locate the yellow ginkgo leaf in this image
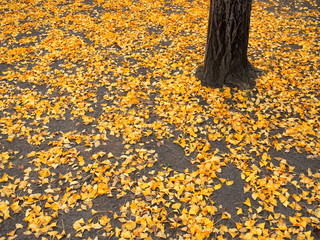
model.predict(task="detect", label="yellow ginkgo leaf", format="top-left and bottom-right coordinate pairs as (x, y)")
top-left (244, 198), bottom-right (251, 207)
top-left (73, 218), bottom-right (85, 231)
top-left (189, 205), bottom-right (200, 215)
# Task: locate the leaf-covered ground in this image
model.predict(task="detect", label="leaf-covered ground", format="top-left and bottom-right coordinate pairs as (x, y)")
top-left (0, 0), bottom-right (319, 239)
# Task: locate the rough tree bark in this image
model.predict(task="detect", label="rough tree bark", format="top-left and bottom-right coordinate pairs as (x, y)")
top-left (196, 0), bottom-right (259, 89)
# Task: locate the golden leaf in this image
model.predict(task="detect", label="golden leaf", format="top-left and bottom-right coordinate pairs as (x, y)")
top-left (172, 203), bottom-right (181, 210)
top-left (73, 218), bottom-right (85, 231)
top-left (10, 202), bottom-right (21, 213)
top-left (189, 205), bottom-right (200, 215)
top-left (124, 221), bottom-right (136, 230)
top-left (244, 198), bottom-right (251, 207)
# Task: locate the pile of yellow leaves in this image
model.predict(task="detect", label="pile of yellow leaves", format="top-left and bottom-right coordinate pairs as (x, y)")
top-left (0, 0), bottom-right (319, 239)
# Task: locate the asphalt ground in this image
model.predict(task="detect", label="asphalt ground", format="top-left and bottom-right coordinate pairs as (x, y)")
top-left (0, 0), bottom-right (319, 239)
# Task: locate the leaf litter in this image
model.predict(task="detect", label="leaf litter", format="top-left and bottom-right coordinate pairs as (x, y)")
top-left (0, 0), bottom-right (319, 239)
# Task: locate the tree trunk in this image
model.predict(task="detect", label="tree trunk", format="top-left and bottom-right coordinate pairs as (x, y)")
top-left (196, 0), bottom-right (258, 89)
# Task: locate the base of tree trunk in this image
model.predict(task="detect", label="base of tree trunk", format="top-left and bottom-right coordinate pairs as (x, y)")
top-left (195, 63), bottom-right (261, 90)
top-left (196, 0), bottom-right (262, 90)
